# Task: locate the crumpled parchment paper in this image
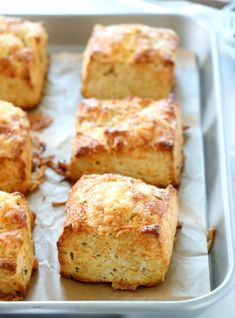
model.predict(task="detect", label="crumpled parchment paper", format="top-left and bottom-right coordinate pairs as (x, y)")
top-left (26, 49), bottom-right (210, 301)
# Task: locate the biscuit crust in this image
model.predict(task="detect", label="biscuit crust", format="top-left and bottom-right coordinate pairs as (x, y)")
top-left (69, 97), bottom-right (183, 187)
top-left (0, 100), bottom-right (32, 193)
top-left (81, 24), bottom-right (178, 100)
top-left (58, 174), bottom-right (178, 290)
top-left (0, 191), bottom-right (36, 300)
top-left (0, 16), bottom-right (48, 109)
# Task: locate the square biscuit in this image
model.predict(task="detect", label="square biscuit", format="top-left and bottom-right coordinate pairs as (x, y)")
top-left (0, 191), bottom-right (36, 300)
top-left (0, 100), bottom-right (32, 193)
top-left (0, 16), bottom-right (48, 110)
top-left (58, 174), bottom-right (178, 290)
top-left (69, 97), bottom-right (183, 187)
top-left (81, 24), bottom-right (179, 100)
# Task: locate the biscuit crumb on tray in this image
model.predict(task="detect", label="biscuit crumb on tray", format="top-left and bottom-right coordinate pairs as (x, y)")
top-left (29, 165), bottom-right (47, 192)
top-left (47, 161), bottom-right (69, 178)
top-left (29, 136), bottom-right (49, 192)
top-left (0, 191), bottom-right (37, 300)
top-left (207, 226), bottom-right (216, 253)
top-left (28, 112), bottom-right (53, 131)
top-left (31, 135), bottom-right (69, 190)
top-left (30, 135), bottom-right (70, 192)
top-left (51, 201), bottom-right (66, 207)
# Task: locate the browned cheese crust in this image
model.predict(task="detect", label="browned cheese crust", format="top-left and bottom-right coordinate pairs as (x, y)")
top-left (81, 24), bottom-right (179, 100)
top-left (58, 174), bottom-right (178, 290)
top-left (0, 191), bottom-right (36, 300)
top-left (0, 100), bottom-right (32, 193)
top-left (69, 97), bottom-right (183, 187)
top-left (0, 16), bottom-right (48, 109)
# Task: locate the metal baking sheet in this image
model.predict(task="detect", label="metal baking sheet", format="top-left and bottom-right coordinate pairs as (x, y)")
top-left (0, 12), bottom-right (234, 317)
top-left (23, 48), bottom-right (210, 302)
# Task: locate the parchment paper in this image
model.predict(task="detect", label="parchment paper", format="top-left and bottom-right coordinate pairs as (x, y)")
top-left (26, 49), bottom-right (210, 301)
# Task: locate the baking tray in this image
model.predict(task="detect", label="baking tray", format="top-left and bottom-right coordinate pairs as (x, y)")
top-left (0, 12), bottom-right (234, 317)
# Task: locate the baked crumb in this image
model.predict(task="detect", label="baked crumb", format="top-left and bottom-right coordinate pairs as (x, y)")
top-left (28, 112), bottom-right (53, 131)
top-left (48, 161), bottom-right (69, 177)
top-left (207, 226), bottom-right (216, 253)
top-left (51, 201), bottom-right (66, 207)
top-left (176, 221), bottom-right (183, 229)
top-left (29, 165), bottom-right (47, 192)
top-left (183, 125), bottom-right (190, 131)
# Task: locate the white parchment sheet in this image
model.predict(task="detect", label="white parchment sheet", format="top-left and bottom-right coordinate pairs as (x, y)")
top-left (26, 50), bottom-right (210, 301)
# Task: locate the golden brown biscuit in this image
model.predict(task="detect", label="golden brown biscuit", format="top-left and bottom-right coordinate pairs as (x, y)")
top-left (81, 24), bottom-right (178, 100)
top-left (58, 174), bottom-right (178, 290)
top-left (0, 191), bottom-right (37, 300)
top-left (0, 100), bottom-right (32, 193)
top-left (68, 97), bottom-right (183, 187)
top-left (0, 16), bottom-right (48, 110)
